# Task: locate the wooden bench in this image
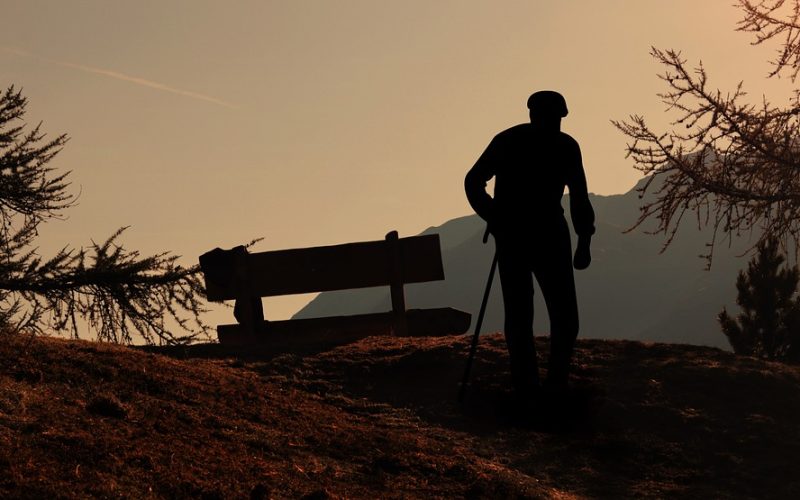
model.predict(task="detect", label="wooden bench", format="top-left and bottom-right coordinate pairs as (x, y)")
top-left (199, 231), bottom-right (472, 346)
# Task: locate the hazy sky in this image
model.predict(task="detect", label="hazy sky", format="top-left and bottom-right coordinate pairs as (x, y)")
top-left (2, 1), bottom-right (797, 322)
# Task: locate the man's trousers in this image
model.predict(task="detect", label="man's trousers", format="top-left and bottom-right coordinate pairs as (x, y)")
top-left (496, 221), bottom-right (579, 395)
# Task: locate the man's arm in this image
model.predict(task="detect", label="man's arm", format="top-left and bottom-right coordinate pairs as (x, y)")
top-left (567, 140), bottom-right (595, 269)
top-left (464, 136), bottom-right (500, 223)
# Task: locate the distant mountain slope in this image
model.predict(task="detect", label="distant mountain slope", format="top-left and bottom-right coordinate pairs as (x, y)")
top-left (295, 179), bottom-right (754, 348)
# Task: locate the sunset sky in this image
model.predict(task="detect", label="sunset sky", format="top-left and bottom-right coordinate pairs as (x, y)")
top-left (2, 1), bottom-right (797, 323)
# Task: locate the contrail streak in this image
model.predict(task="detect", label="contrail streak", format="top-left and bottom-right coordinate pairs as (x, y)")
top-left (2, 46), bottom-right (238, 109)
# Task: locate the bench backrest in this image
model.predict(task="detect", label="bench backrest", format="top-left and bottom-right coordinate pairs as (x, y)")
top-left (203, 232), bottom-right (444, 301)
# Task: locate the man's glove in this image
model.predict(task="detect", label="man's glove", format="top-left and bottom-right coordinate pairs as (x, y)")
top-left (573, 236), bottom-right (591, 270)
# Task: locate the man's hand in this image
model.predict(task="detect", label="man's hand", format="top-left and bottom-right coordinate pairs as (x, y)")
top-left (573, 236), bottom-right (591, 270)
top-left (485, 211), bottom-right (504, 240)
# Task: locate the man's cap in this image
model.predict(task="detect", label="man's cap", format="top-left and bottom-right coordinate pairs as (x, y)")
top-left (527, 90), bottom-right (568, 118)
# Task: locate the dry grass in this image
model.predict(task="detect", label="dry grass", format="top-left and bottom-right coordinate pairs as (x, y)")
top-left (1, 330), bottom-right (799, 498)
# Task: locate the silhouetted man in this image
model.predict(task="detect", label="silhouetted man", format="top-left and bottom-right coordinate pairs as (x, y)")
top-left (465, 90), bottom-right (595, 400)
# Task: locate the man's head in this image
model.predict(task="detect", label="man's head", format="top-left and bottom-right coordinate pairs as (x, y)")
top-left (527, 90), bottom-right (568, 131)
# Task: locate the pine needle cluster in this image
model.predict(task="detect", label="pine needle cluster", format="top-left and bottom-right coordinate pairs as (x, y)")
top-left (0, 86), bottom-right (209, 344)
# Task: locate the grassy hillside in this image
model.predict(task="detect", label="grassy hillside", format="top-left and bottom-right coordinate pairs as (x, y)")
top-left (1, 331), bottom-right (799, 498)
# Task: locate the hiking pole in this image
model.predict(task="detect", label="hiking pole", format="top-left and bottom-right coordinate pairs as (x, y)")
top-left (458, 226), bottom-right (498, 403)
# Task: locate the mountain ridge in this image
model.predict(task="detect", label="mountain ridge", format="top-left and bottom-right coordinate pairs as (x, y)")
top-left (295, 179), bottom-right (755, 349)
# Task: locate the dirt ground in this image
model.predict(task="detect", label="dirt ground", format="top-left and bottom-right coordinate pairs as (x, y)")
top-left (1, 330), bottom-right (799, 498)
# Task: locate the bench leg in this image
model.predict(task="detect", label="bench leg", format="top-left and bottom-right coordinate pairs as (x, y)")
top-left (386, 231), bottom-right (409, 336)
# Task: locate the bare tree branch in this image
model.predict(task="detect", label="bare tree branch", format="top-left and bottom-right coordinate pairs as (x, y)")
top-left (613, 8), bottom-right (800, 266)
top-left (738, 0), bottom-right (800, 80)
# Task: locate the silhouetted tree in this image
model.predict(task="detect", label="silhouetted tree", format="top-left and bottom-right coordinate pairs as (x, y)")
top-left (0, 86), bottom-right (209, 344)
top-left (613, 0), bottom-right (800, 263)
top-left (719, 239), bottom-right (800, 362)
